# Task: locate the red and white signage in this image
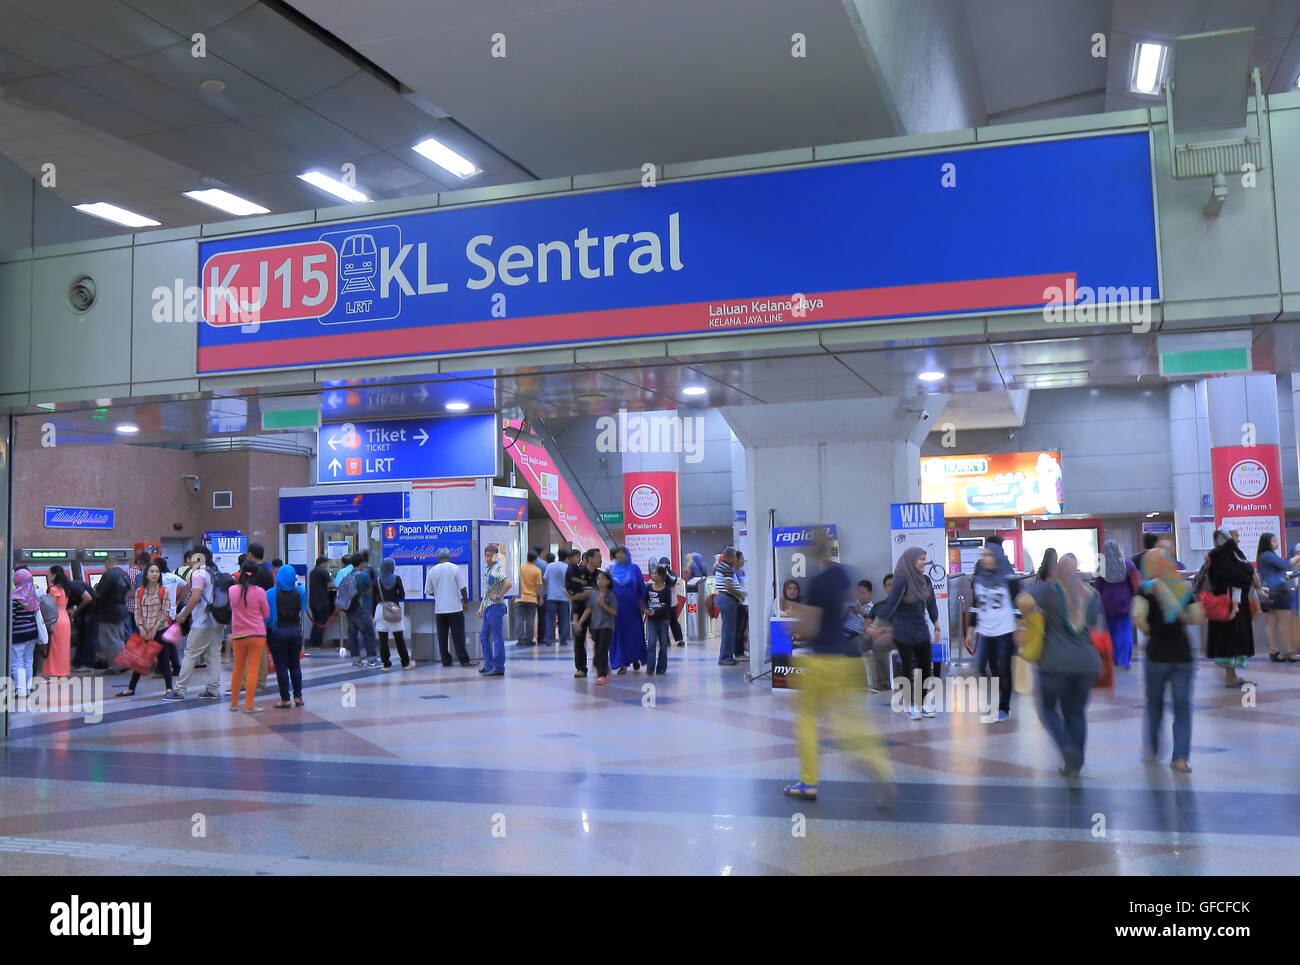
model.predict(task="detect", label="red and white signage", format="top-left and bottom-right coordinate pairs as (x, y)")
top-left (503, 419), bottom-right (603, 549)
top-left (1211, 445), bottom-right (1284, 554)
top-left (622, 471), bottom-right (680, 574)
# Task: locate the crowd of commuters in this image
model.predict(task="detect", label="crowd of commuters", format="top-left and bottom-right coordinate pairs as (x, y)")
top-left (6, 527), bottom-right (1280, 798)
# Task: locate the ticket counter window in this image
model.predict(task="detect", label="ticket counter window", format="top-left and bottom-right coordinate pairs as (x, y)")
top-left (1023, 529), bottom-right (1099, 577)
top-left (318, 522), bottom-right (359, 564)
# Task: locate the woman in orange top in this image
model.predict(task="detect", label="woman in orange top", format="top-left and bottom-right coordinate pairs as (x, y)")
top-left (228, 561), bottom-right (271, 713)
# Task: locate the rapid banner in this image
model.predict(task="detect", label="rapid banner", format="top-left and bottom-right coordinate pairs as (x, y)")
top-left (196, 133), bottom-right (1159, 373)
top-left (1211, 445), bottom-right (1284, 555)
top-left (770, 524), bottom-right (838, 691)
top-left (921, 451), bottom-right (1064, 518)
top-left (889, 503), bottom-right (948, 665)
top-left (622, 471), bottom-right (680, 574)
top-left (503, 419), bottom-right (604, 550)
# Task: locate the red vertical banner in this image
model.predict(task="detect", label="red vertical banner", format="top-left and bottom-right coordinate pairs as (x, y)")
top-left (1211, 445), bottom-right (1284, 554)
top-left (622, 471), bottom-right (680, 575)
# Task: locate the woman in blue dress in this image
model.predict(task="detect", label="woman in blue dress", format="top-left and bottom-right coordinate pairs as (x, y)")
top-left (607, 546), bottom-right (648, 673)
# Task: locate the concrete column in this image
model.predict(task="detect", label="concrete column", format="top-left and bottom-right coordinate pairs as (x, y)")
top-left (719, 397), bottom-right (945, 679)
top-left (1168, 381), bottom-right (1212, 564)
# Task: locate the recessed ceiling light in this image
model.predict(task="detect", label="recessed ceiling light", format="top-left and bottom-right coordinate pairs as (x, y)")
top-left (73, 202), bottom-right (160, 228)
top-left (577, 392), bottom-right (606, 402)
top-left (1130, 41), bottom-right (1168, 95)
top-left (199, 78), bottom-right (226, 92)
top-left (183, 188), bottom-right (269, 216)
top-left (682, 385), bottom-right (708, 396)
top-left (412, 137), bottom-right (480, 179)
top-left (115, 423), bottom-right (139, 434)
top-left (35, 402), bottom-right (55, 411)
top-left (1146, 512), bottom-right (1159, 518)
top-left (297, 170), bottom-right (370, 204)
top-left (918, 370), bottom-right (945, 382)
top-left (445, 401), bottom-right (470, 412)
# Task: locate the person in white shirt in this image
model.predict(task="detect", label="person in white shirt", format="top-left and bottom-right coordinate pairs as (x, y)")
top-left (425, 548), bottom-right (472, 666)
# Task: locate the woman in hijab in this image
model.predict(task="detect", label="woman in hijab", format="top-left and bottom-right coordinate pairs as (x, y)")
top-left (1021, 552), bottom-right (1102, 778)
top-left (1091, 540), bottom-right (1139, 671)
top-left (10, 568), bottom-right (43, 698)
top-left (966, 543), bottom-right (1020, 721)
top-left (1204, 529), bottom-right (1257, 688)
top-left (373, 557), bottom-right (411, 670)
top-left (1135, 543), bottom-right (1199, 772)
top-left (873, 546), bottom-right (940, 720)
top-left (607, 546), bottom-right (648, 673)
top-left (658, 556), bottom-right (686, 647)
top-left (266, 563), bottom-right (308, 707)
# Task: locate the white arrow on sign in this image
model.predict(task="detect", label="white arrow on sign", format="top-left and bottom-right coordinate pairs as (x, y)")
top-left (415, 428), bottom-right (429, 446)
top-left (328, 458), bottom-right (342, 476)
top-left (327, 434), bottom-right (342, 450)
top-left (415, 387), bottom-right (428, 402)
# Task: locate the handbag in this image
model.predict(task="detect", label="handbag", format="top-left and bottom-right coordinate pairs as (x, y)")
top-left (1018, 610), bottom-right (1045, 663)
top-left (1012, 654), bottom-right (1035, 695)
top-left (161, 622), bottom-right (182, 646)
top-left (376, 581), bottom-right (402, 623)
top-left (113, 632), bottom-right (162, 675)
top-left (1198, 590), bottom-right (1233, 622)
top-left (34, 609), bottom-right (50, 659)
top-left (1090, 627), bottom-right (1114, 689)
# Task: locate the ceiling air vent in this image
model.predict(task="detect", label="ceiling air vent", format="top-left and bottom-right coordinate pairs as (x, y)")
top-left (68, 276), bottom-right (96, 313)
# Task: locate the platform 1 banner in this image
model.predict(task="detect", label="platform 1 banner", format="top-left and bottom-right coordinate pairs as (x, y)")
top-left (1211, 445), bottom-right (1284, 556)
top-left (196, 133), bottom-right (1159, 373)
top-left (622, 471), bottom-right (679, 574)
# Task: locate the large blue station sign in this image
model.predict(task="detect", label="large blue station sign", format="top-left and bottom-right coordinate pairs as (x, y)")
top-left (197, 133), bottom-right (1160, 373)
top-left (315, 413), bottom-right (498, 484)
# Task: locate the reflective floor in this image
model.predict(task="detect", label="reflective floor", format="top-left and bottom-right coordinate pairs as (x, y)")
top-left (2, 641), bottom-right (1299, 875)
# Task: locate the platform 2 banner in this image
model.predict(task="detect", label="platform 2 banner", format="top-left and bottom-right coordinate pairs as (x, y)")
top-left (196, 133), bottom-right (1160, 374)
top-left (622, 471), bottom-right (680, 574)
top-left (1211, 445), bottom-right (1284, 556)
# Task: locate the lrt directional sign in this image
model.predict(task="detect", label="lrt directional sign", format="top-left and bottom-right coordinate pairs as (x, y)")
top-left (316, 413), bottom-right (499, 484)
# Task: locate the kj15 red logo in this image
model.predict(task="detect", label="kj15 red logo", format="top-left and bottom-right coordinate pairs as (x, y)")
top-left (201, 241), bottom-right (338, 325)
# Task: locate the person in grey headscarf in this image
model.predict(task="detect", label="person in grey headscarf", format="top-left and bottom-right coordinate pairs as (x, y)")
top-left (967, 543), bottom-right (1020, 720)
top-left (873, 546), bottom-right (940, 720)
top-left (373, 557), bottom-right (411, 670)
top-left (1091, 540), bottom-right (1138, 671)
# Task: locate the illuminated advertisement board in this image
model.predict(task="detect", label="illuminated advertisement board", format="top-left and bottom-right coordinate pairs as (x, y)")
top-left (921, 451), bottom-right (1064, 518)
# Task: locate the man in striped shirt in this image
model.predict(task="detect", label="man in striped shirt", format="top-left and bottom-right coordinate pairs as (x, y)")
top-left (714, 547), bottom-right (746, 665)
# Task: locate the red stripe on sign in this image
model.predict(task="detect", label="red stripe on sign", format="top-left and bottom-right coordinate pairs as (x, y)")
top-left (196, 272), bottom-right (1073, 373)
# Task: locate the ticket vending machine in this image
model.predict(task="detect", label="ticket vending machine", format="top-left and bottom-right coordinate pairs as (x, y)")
top-left (13, 548), bottom-right (80, 594)
top-left (79, 548), bottom-right (134, 591)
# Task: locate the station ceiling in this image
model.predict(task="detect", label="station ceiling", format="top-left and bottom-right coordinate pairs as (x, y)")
top-left (3, 0), bottom-right (1300, 236)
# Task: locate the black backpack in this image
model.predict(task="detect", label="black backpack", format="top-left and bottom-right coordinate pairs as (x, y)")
top-left (276, 587), bottom-right (301, 628)
top-left (208, 567), bottom-right (235, 626)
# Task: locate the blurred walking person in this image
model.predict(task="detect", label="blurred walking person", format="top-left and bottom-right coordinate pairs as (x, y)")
top-left (1134, 543), bottom-right (1199, 773)
top-left (516, 550), bottom-right (542, 647)
top-left (173, 547), bottom-right (223, 700)
top-left (784, 530), bottom-right (894, 804)
top-left (1020, 553), bottom-right (1102, 778)
top-left (966, 543), bottom-right (1019, 721)
top-left (1092, 540), bottom-right (1139, 671)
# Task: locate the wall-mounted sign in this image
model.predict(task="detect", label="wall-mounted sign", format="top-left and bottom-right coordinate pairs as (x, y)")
top-left (921, 451), bottom-right (1063, 518)
top-left (598, 511), bottom-right (624, 524)
top-left (279, 491), bottom-right (408, 523)
top-left (623, 471), bottom-right (680, 573)
top-left (44, 506), bottom-right (115, 530)
top-left (1141, 521), bottom-right (1174, 534)
top-left (890, 503), bottom-right (949, 664)
top-left (1211, 445), bottom-right (1283, 555)
top-left (315, 413), bottom-right (498, 484)
top-left (196, 133), bottom-right (1159, 374)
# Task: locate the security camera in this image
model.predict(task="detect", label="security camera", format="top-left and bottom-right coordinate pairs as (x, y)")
top-left (919, 410), bottom-right (932, 422)
top-left (181, 473), bottom-right (200, 493)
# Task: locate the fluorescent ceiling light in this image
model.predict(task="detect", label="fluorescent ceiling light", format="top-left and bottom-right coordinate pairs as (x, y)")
top-left (1131, 41), bottom-right (1167, 94)
top-left (73, 202), bottom-right (160, 228)
top-left (297, 170), bottom-right (370, 204)
top-left (115, 423), bottom-right (139, 434)
top-left (918, 370), bottom-right (945, 382)
top-left (682, 385), bottom-right (708, 396)
top-left (412, 137), bottom-right (480, 179)
top-left (445, 401), bottom-right (470, 412)
top-left (183, 188), bottom-right (269, 216)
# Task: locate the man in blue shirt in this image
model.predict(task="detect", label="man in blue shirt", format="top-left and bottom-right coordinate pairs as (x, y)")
top-left (542, 553), bottom-right (572, 644)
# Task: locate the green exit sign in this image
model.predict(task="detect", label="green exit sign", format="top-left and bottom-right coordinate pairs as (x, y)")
top-left (598, 511), bottom-right (623, 524)
top-left (262, 408), bottom-right (320, 430)
top-left (1158, 346), bottom-right (1251, 377)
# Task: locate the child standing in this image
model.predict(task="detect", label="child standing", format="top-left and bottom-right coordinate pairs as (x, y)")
top-left (645, 566), bottom-right (673, 675)
top-left (579, 570), bottom-right (618, 684)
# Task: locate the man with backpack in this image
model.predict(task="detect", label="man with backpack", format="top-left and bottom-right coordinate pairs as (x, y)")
top-left (338, 553), bottom-right (379, 668)
top-left (172, 546), bottom-right (230, 699)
